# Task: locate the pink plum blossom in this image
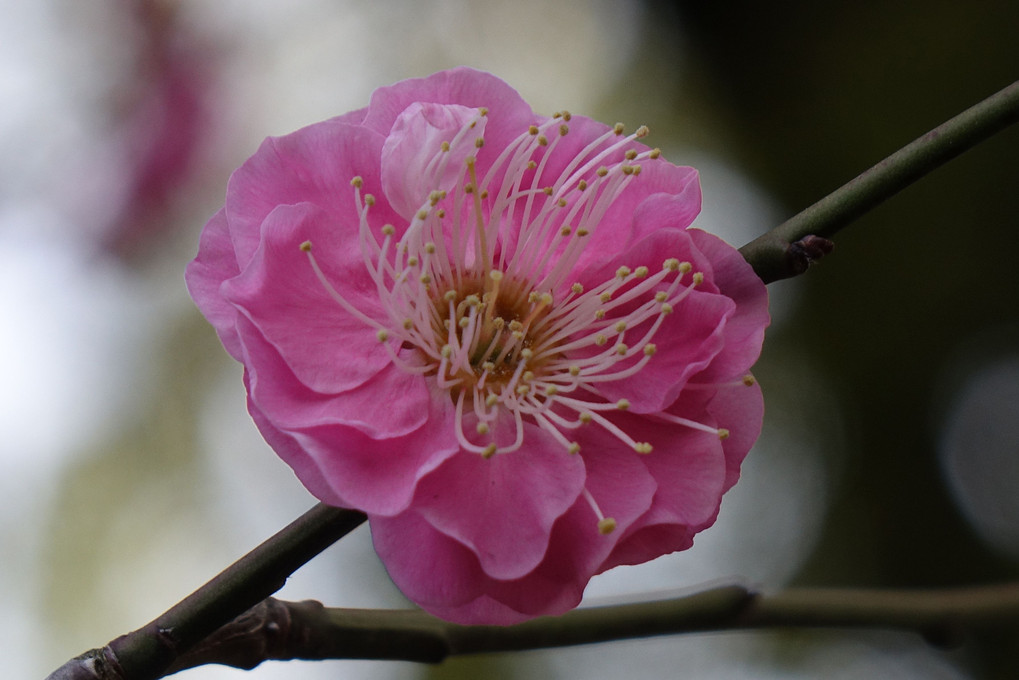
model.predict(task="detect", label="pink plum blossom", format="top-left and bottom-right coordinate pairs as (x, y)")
top-left (186, 67), bottom-right (769, 624)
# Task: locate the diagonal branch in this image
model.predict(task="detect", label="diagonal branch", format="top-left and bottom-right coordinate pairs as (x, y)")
top-left (739, 79), bottom-right (1019, 283)
top-left (166, 581), bottom-right (1019, 671)
top-left (46, 504), bottom-right (366, 680)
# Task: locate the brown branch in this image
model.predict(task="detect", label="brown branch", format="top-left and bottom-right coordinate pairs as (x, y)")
top-left (46, 504), bottom-right (366, 680)
top-left (739, 79), bottom-right (1019, 283)
top-left (166, 582), bottom-right (1019, 672)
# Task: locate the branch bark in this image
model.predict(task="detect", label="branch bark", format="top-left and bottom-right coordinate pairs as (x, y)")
top-left (46, 504), bottom-right (366, 680)
top-left (739, 79), bottom-right (1019, 283)
top-left (164, 582), bottom-right (1019, 672)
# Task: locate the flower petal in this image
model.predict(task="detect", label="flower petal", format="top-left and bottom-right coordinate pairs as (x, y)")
top-left (381, 102), bottom-right (488, 221)
top-left (185, 209), bottom-right (243, 360)
top-left (412, 428), bottom-right (586, 580)
top-left (224, 121), bottom-right (401, 266)
top-left (245, 370), bottom-right (459, 516)
top-left (223, 203), bottom-right (392, 394)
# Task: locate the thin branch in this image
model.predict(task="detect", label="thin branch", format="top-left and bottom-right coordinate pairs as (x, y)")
top-left (46, 504), bottom-right (367, 680)
top-left (739, 79), bottom-right (1019, 283)
top-left (165, 581), bottom-right (1019, 671)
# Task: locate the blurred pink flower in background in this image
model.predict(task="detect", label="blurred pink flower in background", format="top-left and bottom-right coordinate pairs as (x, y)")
top-left (186, 67), bottom-right (769, 624)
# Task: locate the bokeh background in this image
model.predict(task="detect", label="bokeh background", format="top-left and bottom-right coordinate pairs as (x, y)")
top-left (3, 0), bottom-right (1019, 678)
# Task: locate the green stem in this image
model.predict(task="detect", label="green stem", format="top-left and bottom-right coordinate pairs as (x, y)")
top-left (739, 79), bottom-right (1019, 283)
top-left (46, 504), bottom-right (366, 680)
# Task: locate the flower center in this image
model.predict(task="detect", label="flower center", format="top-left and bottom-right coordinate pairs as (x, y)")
top-left (300, 107), bottom-right (732, 480)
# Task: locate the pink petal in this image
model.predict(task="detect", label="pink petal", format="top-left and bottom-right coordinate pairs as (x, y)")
top-left (224, 121), bottom-right (401, 267)
top-left (184, 209), bottom-right (243, 360)
top-left (361, 67), bottom-right (534, 153)
top-left (223, 203), bottom-right (391, 394)
top-left (381, 102), bottom-right (488, 221)
top-left (574, 228), bottom-right (736, 412)
top-left (412, 429), bottom-right (586, 580)
top-left (245, 369), bottom-right (459, 516)
top-left (686, 228), bottom-right (770, 382)
top-left (370, 510), bottom-right (490, 607)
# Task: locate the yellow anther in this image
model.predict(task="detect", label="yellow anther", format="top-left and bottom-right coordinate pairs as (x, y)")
top-left (382, 224), bottom-right (395, 236)
top-left (693, 272), bottom-right (704, 285)
top-left (543, 186), bottom-right (554, 196)
top-left (479, 107), bottom-right (489, 116)
top-left (569, 366), bottom-right (581, 377)
top-left (661, 303), bottom-right (674, 315)
top-left (482, 443), bottom-right (497, 459)
top-left (571, 283), bottom-right (584, 294)
top-left (420, 274), bottom-right (432, 284)
top-left (634, 266), bottom-right (649, 278)
top-left (402, 318), bottom-right (413, 330)
top-left (407, 256), bottom-right (419, 267)
top-left (416, 209), bottom-right (428, 220)
top-left (560, 226), bottom-right (572, 236)
top-left (616, 399), bottom-right (630, 410)
top-left (527, 160), bottom-right (537, 169)
top-left (613, 122), bottom-right (625, 135)
top-left (477, 422), bottom-right (490, 435)
top-left (520, 348), bottom-right (534, 360)
top-left (364, 194), bottom-right (375, 206)
top-left (614, 343), bottom-right (628, 356)
top-left (299, 241), bottom-right (312, 252)
top-left (579, 412), bottom-right (593, 423)
top-left (594, 309), bottom-right (606, 319)
top-left (655, 291), bottom-right (668, 302)
top-left (643, 344), bottom-right (657, 356)
top-left (425, 242), bottom-right (436, 254)
top-left (538, 135), bottom-right (548, 146)
top-left (568, 442), bottom-right (581, 455)
top-left (679, 261), bottom-right (693, 273)
top-left (718, 429), bottom-right (730, 440)
top-left (436, 209), bottom-right (446, 218)
top-left (486, 393), bottom-right (499, 407)
top-left (561, 111), bottom-right (572, 121)
top-left (522, 371), bottom-right (535, 382)
top-left (557, 198), bottom-right (567, 207)
top-left (576, 228), bottom-right (590, 237)
top-left (625, 149), bottom-right (638, 160)
top-left (742, 375), bottom-right (756, 386)
top-left (634, 442), bottom-right (653, 454)
top-left (596, 167), bottom-right (609, 177)
top-left (616, 266), bottom-right (631, 279)
top-left (529, 125), bottom-right (539, 135)
top-left (649, 148), bottom-right (661, 159)
top-left (440, 141), bottom-right (450, 152)
top-left (632, 165), bottom-right (642, 175)
top-left (458, 317), bottom-right (470, 328)
top-left (635, 125), bottom-right (649, 138)
top-left (594, 334), bottom-right (607, 346)
top-left (441, 344), bottom-right (453, 358)
top-left (614, 321), bottom-right (627, 333)
top-left (599, 292), bottom-right (612, 303)
top-left (516, 385), bottom-right (530, 395)
top-left (376, 330), bottom-right (389, 342)
top-left (509, 320), bottom-right (523, 332)
top-left (443, 290), bottom-right (457, 301)
top-left (559, 124), bottom-right (569, 136)
top-left (598, 517), bottom-right (618, 534)
top-left (350, 176), bottom-right (363, 188)
top-left (663, 258), bottom-right (680, 271)
top-left (577, 179), bottom-right (588, 191)
top-left (482, 361), bottom-right (495, 372)
top-left (475, 137), bottom-right (485, 148)
top-left (545, 385), bottom-right (558, 396)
